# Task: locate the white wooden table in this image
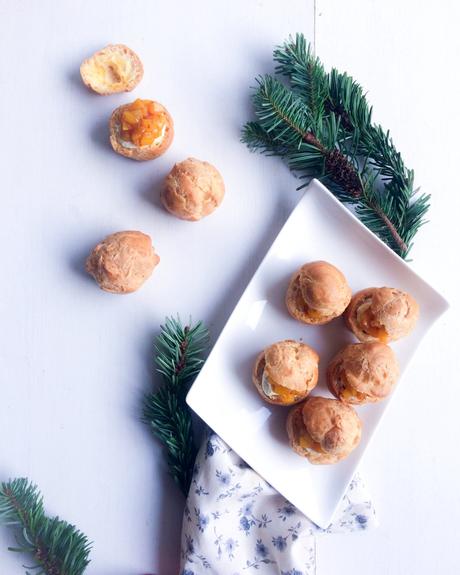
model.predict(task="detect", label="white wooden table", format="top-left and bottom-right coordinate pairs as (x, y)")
top-left (1, 1), bottom-right (459, 574)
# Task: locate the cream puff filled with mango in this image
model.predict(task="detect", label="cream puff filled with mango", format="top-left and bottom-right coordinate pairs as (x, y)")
top-left (327, 342), bottom-right (399, 405)
top-left (286, 261), bottom-right (351, 325)
top-left (252, 340), bottom-right (319, 406)
top-left (110, 98), bottom-right (174, 160)
top-left (286, 396), bottom-right (362, 464)
top-left (345, 287), bottom-right (418, 343)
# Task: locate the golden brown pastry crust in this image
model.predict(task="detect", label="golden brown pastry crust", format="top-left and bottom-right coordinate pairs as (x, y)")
top-left (252, 340), bottom-right (319, 406)
top-left (86, 231), bottom-right (159, 294)
top-left (285, 261), bottom-right (352, 325)
top-left (286, 397), bottom-right (362, 464)
top-left (327, 342), bottom-right (399, 405)
top-left (161, 158), bottom-right (225, 221)
top-left (80, 44), bottom-right (143, 95)
top-left (109, 101), bottom-right (174, 161)
top-left (344, 287), bottom-right (419, 343)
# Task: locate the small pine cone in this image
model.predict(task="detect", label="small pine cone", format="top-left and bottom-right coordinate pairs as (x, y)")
top-left (325, 149), bottom-right (362, 198)
top-left (324, 102), bottom-right (354, 131)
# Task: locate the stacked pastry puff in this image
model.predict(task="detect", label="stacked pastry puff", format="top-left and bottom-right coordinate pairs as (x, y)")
top-left (253, 261), bottom-right (419, 465)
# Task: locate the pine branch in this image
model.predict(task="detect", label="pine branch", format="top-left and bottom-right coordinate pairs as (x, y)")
top-left (327, 68), bottom-right (372, 132)
top-left (242, 121), bottom-right (288, 155)
top-left (243, 75), bottom-right (361, 192)
top-left (242, 74), bottom-right (366, 207)
top-left (250, 75), bottom-right (313, 147)
top-left (242, 33), bottom-right (430, 259)
top-left (274, 32), bottom-right (328, 126)
top-left (327, 70), bottom-right (430, 255)
top-left (0, 478), bottom-right (91, 575)
top-left (142, 317), bottom-right (209, 496)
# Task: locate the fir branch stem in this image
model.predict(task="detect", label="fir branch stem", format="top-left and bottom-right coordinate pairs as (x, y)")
top-left (368, 199), bottom-right (409, 254)
top-left (266, 89), bottom-right (313, 144)
top-left (263, 84), bottom-right (326, 153)
top-left (303, 131), bottom-right (325, 152)
top-left (175, 326), bottom-right (190, 375)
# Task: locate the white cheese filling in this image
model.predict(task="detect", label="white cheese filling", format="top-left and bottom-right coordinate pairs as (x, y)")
top-left (261, 370), bottom-right (279, 399)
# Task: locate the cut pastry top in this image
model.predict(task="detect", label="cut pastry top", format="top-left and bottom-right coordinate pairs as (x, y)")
top-left (327, 342), bottom-right (399, 404)
top-left (299, 261), bottom-right (350, 314)
top-left (287, 397), bottom-right (362, 464)
top-left (286, 261), bottom-right (352, 325)
top-left (302, 397), bottom-right (361, 454)
top-left (252, 340), bottom-right (319, 406)
top-left (264, 340), bottom-right (319, 391)
top-left (345, 287), bottom-right (419, 343)
top-left (80, 44), bottom-right (143, 95)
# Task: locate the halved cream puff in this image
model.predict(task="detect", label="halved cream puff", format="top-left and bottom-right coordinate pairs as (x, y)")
top-left (109, 98), bottom-right (174, 161)
top-left (80, 44), bottom-right (143, 95)
top-left (252, 340), bottom-right (319, 406)
top-left (285, 261), bottom-right (351, 325)
top-left (345, 287), bottom-right (419, 343)
top-left (286, 396), bottom-right (362, 464)
top-left (327, 342), bottom-right (399, 405)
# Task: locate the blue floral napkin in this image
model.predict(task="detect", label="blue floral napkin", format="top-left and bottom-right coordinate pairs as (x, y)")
top-left (180, 433), bottom-right (376, 575)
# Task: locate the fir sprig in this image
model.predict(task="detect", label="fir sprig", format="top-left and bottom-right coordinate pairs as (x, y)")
top-left (142, 317), bottom-right (209, 496)
top-left (0, 478), bottom-right (91, 575)
top-left (242, 33), bottom-right (430, 258)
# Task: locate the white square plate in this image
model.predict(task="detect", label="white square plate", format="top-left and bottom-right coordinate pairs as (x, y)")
top-left (187, 179), bottom-right (449, 528)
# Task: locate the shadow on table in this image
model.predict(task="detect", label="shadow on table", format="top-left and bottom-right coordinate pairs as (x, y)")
top-left (68, 238), bottom-right (99, 285)
top-left (67, 67), bottom-right (94, 96)
top-left (154, 469), bottom-right (185, 575)
top-left (136, 168), bottom-right (170, 217)
top-left (89, 116), bottom-right (112, 154)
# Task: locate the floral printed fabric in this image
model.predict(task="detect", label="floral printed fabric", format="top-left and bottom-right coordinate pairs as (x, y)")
top-left (180, 433), bottom-right (376, 575)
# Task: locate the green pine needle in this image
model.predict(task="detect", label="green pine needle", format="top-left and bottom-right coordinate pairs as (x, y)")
top-left (0, 478), bottom-right (91, 575)
top-left (242, 33), bottom-right (430, 259)
top-left (142, 317), bottom-right (209, 496)
top-left (274, 33), bottom-right (328, 126)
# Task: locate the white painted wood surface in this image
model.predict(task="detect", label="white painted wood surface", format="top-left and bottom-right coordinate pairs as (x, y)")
top-left (0, 2), bottom-right (313, 574)
top-left (0, 1), bottom-right (459, 574)
top-left (316, 2), bottom-right (460, 574)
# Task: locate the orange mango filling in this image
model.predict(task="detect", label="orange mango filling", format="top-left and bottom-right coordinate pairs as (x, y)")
top-left (338, 373), bottom-right (367, 402)
top-left (358, 305), bottom-right (389, 343)
top-left (262, 373), bottom-right (302, 403)
top-left (365, 324), bottom-right (389, 343)
top-left (341, 387), bottom-right (367, 402)
top-left (269, 381), bottom-right (302, 403)
top-left (306, 307), bottom-right (326, 321)
top-left (295, 283), bottom-right (326, 320)
top-left (120, 99), bottom-right (167, 147)
top-left (298, 428), bottom-right (324, 453)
